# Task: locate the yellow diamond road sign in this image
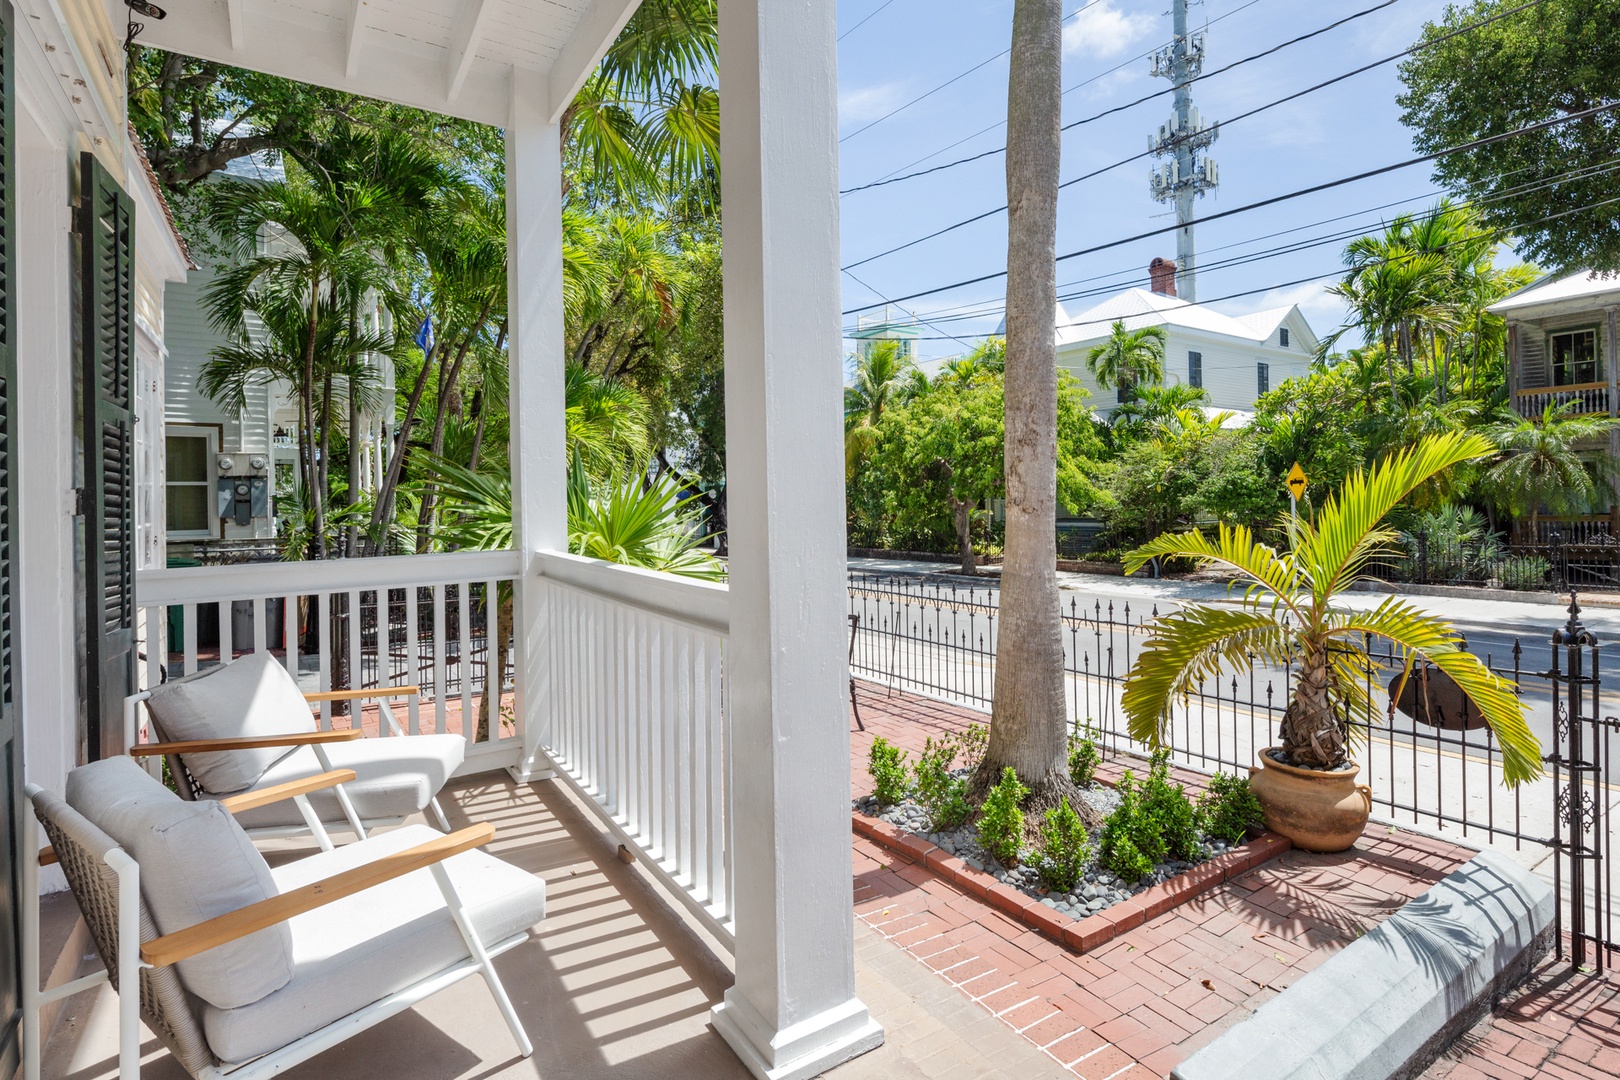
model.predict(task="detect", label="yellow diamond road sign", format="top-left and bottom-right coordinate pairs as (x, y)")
top-left (1286, 462), bottom-right (1308, 498)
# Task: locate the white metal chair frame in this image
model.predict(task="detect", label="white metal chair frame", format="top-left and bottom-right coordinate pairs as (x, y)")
top-left (22, 771), bottom-right (533, 1080)
top-left (124, 679), bottom-right (455, 843)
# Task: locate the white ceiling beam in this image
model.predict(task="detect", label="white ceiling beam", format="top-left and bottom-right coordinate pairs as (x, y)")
top-left (225, 0), bottom-right (246, 52)
top-left (445, 0), bottom-right (495, 103)
top-left (133, 8), bottom-right (513, 126)
top-left (346, 0), bottom-right (366, 78)
top-left (545, 0), bottom-right (641, 123)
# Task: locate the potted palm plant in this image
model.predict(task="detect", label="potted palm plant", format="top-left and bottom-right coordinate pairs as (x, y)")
top-left (1120, 432), bottom-right (1542, 851)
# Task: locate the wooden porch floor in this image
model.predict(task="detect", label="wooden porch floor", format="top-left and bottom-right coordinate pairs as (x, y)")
top-left (39, 772), bottom-right (1067, 1080)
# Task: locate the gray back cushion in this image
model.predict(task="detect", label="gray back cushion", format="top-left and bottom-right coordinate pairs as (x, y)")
top-left (66, 757), bottom-right (293, 1009)
top-left (144, 650), bottom-right (315, 794)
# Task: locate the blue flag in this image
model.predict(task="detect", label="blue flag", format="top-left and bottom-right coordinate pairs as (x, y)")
top-left (415, 316), bottom-right (435, 356)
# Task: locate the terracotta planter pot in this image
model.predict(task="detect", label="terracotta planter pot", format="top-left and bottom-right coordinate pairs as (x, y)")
top-left (1247, 748), bottom-right (1372, 853)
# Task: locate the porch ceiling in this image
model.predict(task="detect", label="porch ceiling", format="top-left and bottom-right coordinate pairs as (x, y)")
top-left (113, 0), bottom-right (640, 127)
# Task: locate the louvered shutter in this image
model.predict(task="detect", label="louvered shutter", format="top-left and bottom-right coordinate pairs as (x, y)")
top-left (79, 150), bottom-right (135, 762)
top-left (0, 2), bottom-right (22, 1073)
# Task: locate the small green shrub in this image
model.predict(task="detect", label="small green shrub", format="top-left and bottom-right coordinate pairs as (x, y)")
top-left (912, 735), bottom-right (971, 829)
top-left (1141, 750), bottom-right (1200, 863)
top-left (1068, 729), bottom-right (1100, 788)
top-left (1498, 554), bottom-right (1550, 591)
top-left (977, 767), bottom-right (1027, 867)
top-left (957, 723), bottom-right (989, 771)
top-left (1198, 772), bottom-right (1265, 845)
top-left (1099, 754), bottom-right (1201, 882)
top-left (868, 737), bottom-right (911, 807)
top-left (1035, 797), bottom-right (1092, 893)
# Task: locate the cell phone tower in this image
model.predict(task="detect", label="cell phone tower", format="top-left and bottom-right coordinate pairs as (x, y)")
top-left (1148, 0), bottom-right (1218, 302)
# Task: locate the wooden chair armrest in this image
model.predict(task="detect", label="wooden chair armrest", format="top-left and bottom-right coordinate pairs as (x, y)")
top-left (39, 846), bottom-right (56, 867)
top-left (304, 686), bottom-right (420, 704)
top-left (129, 728), bottom-right (364, 758)
top-left (141, 823), bottom-right (497, 968)
top-left (217, 770), bottom-right (358, 815)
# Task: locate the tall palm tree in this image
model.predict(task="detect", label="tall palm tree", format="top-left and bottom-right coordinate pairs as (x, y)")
top-left (1085, 321), bottom-right (1167, 401)
top-left (844, 340), bottom-right (921, 475)
top-left (1122, 431), bottom-right (1541, 784)
top-left (1485, 403), bottom-right (1620, 540)
top-left (982, 0), bottom-right (1086, 818)
top-left (1109, 382), bottom-right (1208, 439)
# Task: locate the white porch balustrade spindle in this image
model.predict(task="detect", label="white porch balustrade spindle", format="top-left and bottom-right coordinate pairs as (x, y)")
top-left (533, 551), bottom-right (735, 945)
top-left (133, 551), bottom-right (522, 771)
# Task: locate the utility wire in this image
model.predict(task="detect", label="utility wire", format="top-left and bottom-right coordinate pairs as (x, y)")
top-left (841, 0), bottom-right (1553, 271)
top-left (841, 267), bottom-right (980, 348)
top-left (841, 98), bottom-right (1620, 315)
top-left (839, 0), bottom-right (901, 42)
top-left (838, 0), bottom-right (1110, 145)
top-left (843, 155), bottom-right (1620, 331)
top-left (843, 0), bottom-right (1399, 195)
top-left (858, 0), bottom-right (1267, 190)
top-left (848, 190), bottom-right (1620, 343)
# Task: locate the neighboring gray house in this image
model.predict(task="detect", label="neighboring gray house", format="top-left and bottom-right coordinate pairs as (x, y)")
top-left (1488, 269), bottom-right (1620, 544)
top-left (161, 217), bottom-right (397, 561)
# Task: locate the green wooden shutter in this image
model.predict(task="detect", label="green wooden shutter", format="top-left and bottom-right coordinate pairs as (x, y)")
top-left (79, 150), bottom-right (135, 762)
top-left (0, 1), bottom-right (22, 1074)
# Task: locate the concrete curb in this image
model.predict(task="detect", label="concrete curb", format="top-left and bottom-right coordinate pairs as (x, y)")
top-left (1350, 579), bottom-right (1620, 608)
top-left (851, 811), bottom-right (1290, 954)
top-left (1171, 848), bottom-right (1554, 1080)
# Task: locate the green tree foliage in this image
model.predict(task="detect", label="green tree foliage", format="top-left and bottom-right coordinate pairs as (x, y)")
top-left (849, 372), bottom-right (1103, 561)
top-left (1398, 0), bottom-right (1620, 271)
top-left (1085, 320), bottom-right (1166, 399)
top-left (1484, 403), bottom-right (1620, 535)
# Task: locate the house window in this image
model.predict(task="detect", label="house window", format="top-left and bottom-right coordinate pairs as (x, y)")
top-left (166, 429), bottom-right (215, 538)
top-left (1278, 328), bottom-right (1290, 348)
top-left (1551, 328), bottom-right (1600, 386)
top-left (1188, 351), bottom-right (1203, 389)
top-left (1257, 362), bottom-right (1270, 395)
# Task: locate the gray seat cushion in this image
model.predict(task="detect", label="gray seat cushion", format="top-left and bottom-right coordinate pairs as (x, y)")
top-left (145, 651), bottom-right (316, 794)
top-left (65, 757), bottom-right (294, 1010)
top-left (202, 734), bottom-right (466, 829)
top-left (203, 824), bottom-right (546, 1064)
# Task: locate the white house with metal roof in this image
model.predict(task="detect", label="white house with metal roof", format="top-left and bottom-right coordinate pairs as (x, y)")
top-left (1054, 278), bottom-right (1318, 417)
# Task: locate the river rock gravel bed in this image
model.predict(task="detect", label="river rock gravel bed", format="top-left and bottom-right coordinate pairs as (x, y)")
top-left (854, 781), bottom-right (1236, 922)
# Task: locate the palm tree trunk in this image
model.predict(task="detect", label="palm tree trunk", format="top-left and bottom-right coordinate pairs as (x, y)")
top-left (304, 283), bottom-right (328, 559)
top-left (980, 0), bottom-right (1084, 819)
top-left (346, 295), bottom-right (363, 558)
top-left (949, 495), bottom-right (976, 577)
top-left (416, 318), bottom-right (482, 553)
top-left (1277, 639), bottom-right (1345, 770)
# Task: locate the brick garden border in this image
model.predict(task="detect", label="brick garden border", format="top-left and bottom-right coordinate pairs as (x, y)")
top-left (851, 812), bottom-right (1291, 954)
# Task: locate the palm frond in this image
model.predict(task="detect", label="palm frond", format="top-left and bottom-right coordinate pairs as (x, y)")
top-left (1121, 608), bottom-right (1292, 745)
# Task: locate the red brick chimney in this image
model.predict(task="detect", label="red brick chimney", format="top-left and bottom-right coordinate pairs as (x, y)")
top-left (1149, 257), bottom-right (1178, 297)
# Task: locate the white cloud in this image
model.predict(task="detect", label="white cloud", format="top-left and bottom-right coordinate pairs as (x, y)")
top-left (839, 82), bottom-right (909, 126)
top-left (1063, 1), bottom-right (1155, 61)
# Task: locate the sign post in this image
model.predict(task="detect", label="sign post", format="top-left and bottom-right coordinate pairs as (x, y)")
top-left (1285, 462), bottom-right (1308, 524)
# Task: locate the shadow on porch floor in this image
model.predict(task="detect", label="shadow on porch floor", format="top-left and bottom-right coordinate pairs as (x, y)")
top-left (40, 772), bottom-right (1066, 1080)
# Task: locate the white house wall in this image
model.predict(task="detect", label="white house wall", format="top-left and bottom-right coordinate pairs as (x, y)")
top-left (1057, 325), bottom-right (1312, 414)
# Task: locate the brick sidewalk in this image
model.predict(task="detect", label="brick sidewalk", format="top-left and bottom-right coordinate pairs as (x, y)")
top-left (1421, 948), bottom-right (1620, 1080)
top-left (850, 682), bottom-right (1476, 1077)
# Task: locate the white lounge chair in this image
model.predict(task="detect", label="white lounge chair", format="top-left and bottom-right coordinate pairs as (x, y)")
top-left (27, 756), bottom-right (542, 1080)
top-left (125, 650), bottom-right (464, 842)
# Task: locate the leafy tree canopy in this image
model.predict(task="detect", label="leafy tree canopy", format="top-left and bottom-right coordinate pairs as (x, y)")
top-left (1398, 0), bottom-right (1620, 270)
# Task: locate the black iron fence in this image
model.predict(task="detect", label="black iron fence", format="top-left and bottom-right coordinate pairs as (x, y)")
top-left (847, 569), bottom-right (1618, 971)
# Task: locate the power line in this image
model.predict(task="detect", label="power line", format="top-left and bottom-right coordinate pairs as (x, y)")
top-left (839, 0), bottom-right (901, 42)
top-left (842, 160), bottom-right (1620, 338)
top-left (841, 267), bottom-right (979, 348)
top-left (838, 0), bottom-right (1109, 145)
top-left (840, 0), bottom-right (1553, 271)
top-left (854, 0), bottom-right (1267, 192)
top-left (842, 0), bottom-right (1398, 196)
top-left (842, 98), bottom-right (1620, 315)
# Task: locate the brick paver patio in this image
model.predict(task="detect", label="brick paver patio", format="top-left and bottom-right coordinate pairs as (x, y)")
top-left (850, 681), bottom-right (1477, 1077)
top-left (1421, 947), bottom-right (1620, 1080)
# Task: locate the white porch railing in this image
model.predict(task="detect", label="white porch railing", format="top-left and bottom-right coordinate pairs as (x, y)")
top-left (533, 550), bottom-right (734, 947)
top-left (135, 551), bottom-right (524, 769)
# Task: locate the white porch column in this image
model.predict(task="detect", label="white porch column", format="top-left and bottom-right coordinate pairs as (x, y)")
top-left (709, 3), bottom-right (883, 1078)
top-left (505, 68), bottom-right (566, 782)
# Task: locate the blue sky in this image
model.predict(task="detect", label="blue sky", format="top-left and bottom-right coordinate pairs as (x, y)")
top-left (835, 0), bottom-right (1476, 363)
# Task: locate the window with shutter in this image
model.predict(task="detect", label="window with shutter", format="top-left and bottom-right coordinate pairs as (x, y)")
top-left (0, 2), bottom-right (22, 1073)
top-left (79, 150), bottom-right (135, 762)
